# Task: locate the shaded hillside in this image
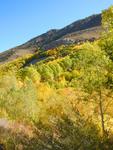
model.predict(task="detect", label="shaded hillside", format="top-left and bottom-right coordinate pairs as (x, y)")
top-left (0, 14), bottom-right (102, 64)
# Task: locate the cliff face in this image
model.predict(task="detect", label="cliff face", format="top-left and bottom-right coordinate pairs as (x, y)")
top-left (0, 14), bottom-right (102, 64)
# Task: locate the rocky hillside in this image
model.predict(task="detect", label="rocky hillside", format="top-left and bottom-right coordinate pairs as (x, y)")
top-left (0, 14), bottom-right (102, 64)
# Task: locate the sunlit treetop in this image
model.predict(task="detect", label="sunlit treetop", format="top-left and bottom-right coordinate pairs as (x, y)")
top-left (102, 6), bottom-right (113, 33)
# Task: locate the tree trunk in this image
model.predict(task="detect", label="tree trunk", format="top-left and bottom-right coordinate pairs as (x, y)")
top-left (99, 90), bottom-right (105, 136)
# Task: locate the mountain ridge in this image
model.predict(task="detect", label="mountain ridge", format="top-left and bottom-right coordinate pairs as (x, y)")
top-left (0, 13), bottom-right (102, 64)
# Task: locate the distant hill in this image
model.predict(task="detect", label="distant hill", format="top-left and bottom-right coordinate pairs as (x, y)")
top-left (0, 14), bottom-right (102, 64)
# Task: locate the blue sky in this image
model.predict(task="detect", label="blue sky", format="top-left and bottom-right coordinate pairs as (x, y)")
top-left (0, 0), bottom-right (113, 52)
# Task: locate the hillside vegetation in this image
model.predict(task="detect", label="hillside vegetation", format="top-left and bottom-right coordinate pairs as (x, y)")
top-left (0, 6), bottom-right (113, 150)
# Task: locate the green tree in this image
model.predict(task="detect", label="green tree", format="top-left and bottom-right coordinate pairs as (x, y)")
top-left (102, 6), bottom-right (113, 34)
top-left (20, 66), bottom-right (41, 83)
top-left (48, 63), bottom-right (63, 79)
top-left (71, 43), bottom-right (111, 136)
top-left (37, 64), bottom-right (54, 81)
top-left (59, 56), bottom-right (72, 71)
top-left (100, 6), bottom-right (113, 60)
